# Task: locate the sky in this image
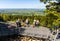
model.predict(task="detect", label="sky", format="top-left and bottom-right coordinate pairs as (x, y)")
top-left (0, 0), bottom-right (46, 9)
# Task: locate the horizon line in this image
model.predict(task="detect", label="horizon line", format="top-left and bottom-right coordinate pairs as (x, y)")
top-left (0, 7), bottom-right (46, 9)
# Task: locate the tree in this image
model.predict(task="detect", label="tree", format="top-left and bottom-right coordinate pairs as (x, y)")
top-left (40, 0), bottom-right (60, 3)
top-left (40, 0), bottom-right (60, 12)
top-left (0, 16), bottom-right (4, 21)
top-left (40, 0), bottom-right (60, 29)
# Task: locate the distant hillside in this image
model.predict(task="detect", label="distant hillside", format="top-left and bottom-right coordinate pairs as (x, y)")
top-left (0, 8), bottom-right (45, 16)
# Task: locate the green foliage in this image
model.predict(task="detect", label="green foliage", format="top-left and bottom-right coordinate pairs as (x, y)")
top-left (0, 15), bottom-right (4, 21)
top-left (40, 0), bottom-right (60, 30)
top-left (40, 0), bottom-right (60, 3)
top-left (0, 14), bottom-right (45, 26)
